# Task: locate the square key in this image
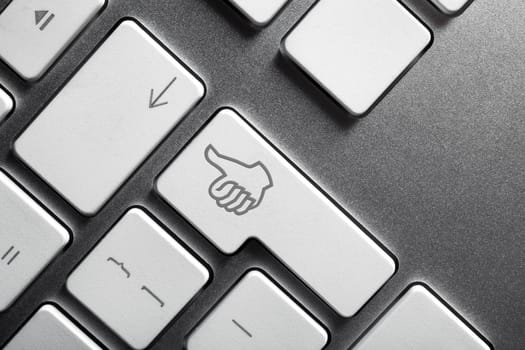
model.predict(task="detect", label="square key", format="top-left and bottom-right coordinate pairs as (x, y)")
top-left (15, 20), bottom-right (204, 215)
top-left (4, 305), bottom-right (101, 350)
top-left (352, 285), bottom-right (491, 350)
top-left (188, 271), bottom-right (328, 350)
top-left (228, 0), bottom-right (288, 26)
top-left (429, 0), bottom-right (471, 15)
top-left (283, 0), bottom-right (432, 116)
top-left (67, 208), bottom-right (209, 349)
top-left (0, 0), bottom-right (105, 80)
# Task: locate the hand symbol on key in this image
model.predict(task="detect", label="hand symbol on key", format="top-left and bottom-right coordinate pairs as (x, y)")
top-left (205, 145), bottom-right (273, 216)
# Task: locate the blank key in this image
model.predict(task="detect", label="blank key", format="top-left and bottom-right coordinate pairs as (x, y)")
top-left (283, 0), bottom-right (432, 116)
top-left (429, 0), bottom-right (471, 15)
top-left (228, 0), bottom-right (288, 26)
top-left (4, 305), bottom-right (101, 350)
top-left (352, 285), bottom-right (491, 350)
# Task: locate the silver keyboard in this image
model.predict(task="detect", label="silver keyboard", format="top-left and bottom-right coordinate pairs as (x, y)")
top-left (0, 0), bottom-right (514, 349)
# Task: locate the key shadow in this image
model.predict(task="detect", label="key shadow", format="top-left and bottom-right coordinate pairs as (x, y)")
top-left (273, 53), bottom-right (360, 129)
top-left (402, 0), bottom-right (454, 28)
top-left (199, 0), bottom-right (260, 39)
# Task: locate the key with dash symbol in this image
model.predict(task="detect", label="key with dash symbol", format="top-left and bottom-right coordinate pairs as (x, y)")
top-left (232, 319), bottom-right (252, 338)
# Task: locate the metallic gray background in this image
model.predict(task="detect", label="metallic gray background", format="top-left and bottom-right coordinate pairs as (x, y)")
top-left (0, 0), bottom-right (523, 349)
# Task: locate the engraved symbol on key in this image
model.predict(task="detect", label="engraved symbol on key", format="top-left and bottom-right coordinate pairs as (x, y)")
top-left (232, 319), bottom-right (253, 338)
top-left (1, 246), bottom-right (20, 266)
top-left (106, 257), bottom-right (131, 278)
top-left (141, 286), bottom-right (165, 307)
top-left (149, 76), bottom-right (177, 109)
top-left (34, 10), bottom-right (55, 31)
top-left (205, 145), bottom-right (273, 216)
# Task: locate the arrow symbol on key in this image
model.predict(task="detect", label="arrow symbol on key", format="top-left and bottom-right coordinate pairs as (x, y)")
top-left (35, 10), bottom-right (48, 25)
top-left (34, 10), bottom-right (55, 31)
top-left (149, 77), bottom-right (177, 109)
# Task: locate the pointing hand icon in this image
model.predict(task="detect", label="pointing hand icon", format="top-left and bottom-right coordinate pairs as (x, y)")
top-left (205, 145), bottom-right (273, 216)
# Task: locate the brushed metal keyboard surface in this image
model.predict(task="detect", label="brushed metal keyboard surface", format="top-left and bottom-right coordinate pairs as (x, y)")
top-left (0, 0), bottom-right (523, 349)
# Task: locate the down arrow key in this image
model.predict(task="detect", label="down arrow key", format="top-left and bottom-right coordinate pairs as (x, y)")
top-left (149, 76), bottom-right (177, 109)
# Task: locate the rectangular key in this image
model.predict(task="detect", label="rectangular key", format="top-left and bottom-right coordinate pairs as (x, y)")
top-left (157, 108), bottom-right (395, 317)
top-left (352, 285), bottom-right (491, 350)
top-left (0, 85), bottom-right (14, 123)
top-left (282, 0), bottom-right (431, 116)
top-left (228, 0), bottom-right (288, 26)
top-left (0, 0), bottom-right (105, 80)
top-left (0, 170), bottom-right (69, 312)
top-left (188, 271), bottom-right (328, 350)
top-left (4, 305), bottom-right (101, 350)
top-left (67, 208), bottom-right (209, 349)
top-left (15, 20), bottom-right (205, 215)
top-left (429, 0), bottom-right (471, 15)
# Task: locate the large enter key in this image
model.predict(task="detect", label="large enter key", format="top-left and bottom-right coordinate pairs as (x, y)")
top-left (157, 108), bottom-right (396, 317)
top-left (15, 20), bottom-right (204, 215)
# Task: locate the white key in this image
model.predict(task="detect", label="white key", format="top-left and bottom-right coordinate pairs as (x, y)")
top-left (157, 108), bottom-right (395, 317)
top-left (4, 305), bottom-right (101, 350)
top-left (228, 0), bottom-right (288, 26)
top-left (0, 86), bottom-right (14, 123)
top-left (15, 20), bottom-right (205, 215)
top-left (0, 0), bottom-right (105, 80)
top-left (67, 208), bottom-right (209, 349)
top-left (188, 271), bottom-right (328, 350)
top-left (429, 0), bottom-right (471, 15)
top-left (0, 170), bottom-right (69, 312)
top-left (353, 285), bottom-right (491, 350)
top-left (282, 0), bottom-right (432, 116)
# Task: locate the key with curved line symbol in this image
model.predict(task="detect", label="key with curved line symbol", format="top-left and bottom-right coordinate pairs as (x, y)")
top-left (106, 257), bottom-right (131, 278)
top-left (67, 209), bottom-right (209, 349)
top-left (205, 145), bottom-right (273, 216)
